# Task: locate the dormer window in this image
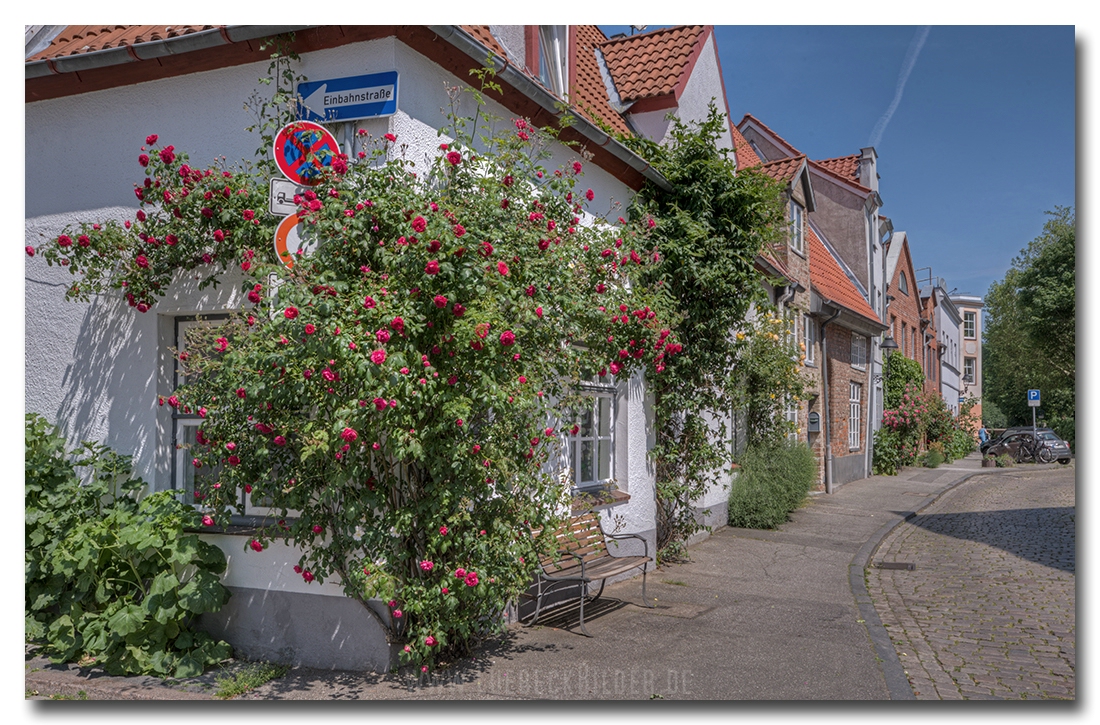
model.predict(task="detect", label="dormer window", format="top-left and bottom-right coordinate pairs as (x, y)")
top-left (789, 199), bottom-right (805, 255)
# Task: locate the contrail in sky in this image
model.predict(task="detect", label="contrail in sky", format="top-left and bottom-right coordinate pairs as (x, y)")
top-left (868, 26), bottom-right (932, 148)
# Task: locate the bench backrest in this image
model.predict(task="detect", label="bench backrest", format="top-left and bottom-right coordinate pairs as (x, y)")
top-left (539, 512), bottom-right (607, 569)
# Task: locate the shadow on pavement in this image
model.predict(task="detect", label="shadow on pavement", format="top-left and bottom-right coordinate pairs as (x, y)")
top-left (896, 506), bottom-right (1075, 574)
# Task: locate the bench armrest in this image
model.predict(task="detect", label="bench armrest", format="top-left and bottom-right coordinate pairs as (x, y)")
top-left (604, 531), bottom-right (649, 560)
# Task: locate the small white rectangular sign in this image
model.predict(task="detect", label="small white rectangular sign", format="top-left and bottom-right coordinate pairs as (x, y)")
top-left (269, 178), bottom-right (306, 216)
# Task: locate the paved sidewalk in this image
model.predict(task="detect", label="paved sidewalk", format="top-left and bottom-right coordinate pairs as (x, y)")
top-left (866, 463), bottom-right (1075, 700)
top-left (26, 453), bottom-right (1006, 700)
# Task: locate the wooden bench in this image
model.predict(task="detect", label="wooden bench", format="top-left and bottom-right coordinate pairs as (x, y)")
top-left (525, 512), bottom-right (653, 636)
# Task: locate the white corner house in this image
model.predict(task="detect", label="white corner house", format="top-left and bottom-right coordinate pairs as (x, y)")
top-left (25, 24), bottom-right (738, 670)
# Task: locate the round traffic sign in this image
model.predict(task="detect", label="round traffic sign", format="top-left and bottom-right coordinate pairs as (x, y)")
top-left (274, 213), bottom-right (317, 270)
top-left (272, 121), bottom-right (339, 186)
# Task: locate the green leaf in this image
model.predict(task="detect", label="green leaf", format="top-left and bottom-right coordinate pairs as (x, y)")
top-left (106, 604), bottom-right (147, 636)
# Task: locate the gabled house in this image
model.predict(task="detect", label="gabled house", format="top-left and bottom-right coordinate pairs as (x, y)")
top-left (736, 114), bottom-right (893, 445)
top-left (884, 232), bottom-right (938, 397)
top-left (734, 138), bottom-right (823, 482)
top-left (918, 272), bottom-right (964, 415)
top-left (25, 23), bottom-right (734, 671)
top-left (806, 224), bottom-right (887, 489)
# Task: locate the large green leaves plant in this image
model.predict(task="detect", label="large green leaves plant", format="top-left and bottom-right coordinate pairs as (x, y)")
top-left (25, 414), bottom-right (232, 678)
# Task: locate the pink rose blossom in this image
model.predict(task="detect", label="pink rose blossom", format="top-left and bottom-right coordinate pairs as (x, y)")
top-left (341, 427), bottom-right (358, 443)
top-left (371, 349), bottom-right (386, 365)
top-left (420, 560), bottom-right (434, 572)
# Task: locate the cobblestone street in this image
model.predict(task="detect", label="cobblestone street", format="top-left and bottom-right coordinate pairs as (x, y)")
top-left (866, 465), bottom-right (1075, 700)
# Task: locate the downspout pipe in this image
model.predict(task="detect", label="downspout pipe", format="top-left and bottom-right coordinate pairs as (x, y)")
top-left (819, 305), bottom-right (842, 494)
top-left (426, 25), bottom-right (672, 192)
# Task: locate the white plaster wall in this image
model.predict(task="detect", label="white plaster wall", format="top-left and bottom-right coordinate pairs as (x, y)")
top-left (625, 33), bottom-right (732, 151)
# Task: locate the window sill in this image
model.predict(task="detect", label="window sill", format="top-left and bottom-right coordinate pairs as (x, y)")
top-left (571, 487), bottom-right (630, 514)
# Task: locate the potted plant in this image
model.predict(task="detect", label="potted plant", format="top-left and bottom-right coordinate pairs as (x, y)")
top-left (982, 455), bottom-right (997, 468)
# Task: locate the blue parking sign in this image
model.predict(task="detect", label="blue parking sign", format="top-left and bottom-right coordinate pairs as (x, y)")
top-left (1027, 389), bottom-right (1040, 406)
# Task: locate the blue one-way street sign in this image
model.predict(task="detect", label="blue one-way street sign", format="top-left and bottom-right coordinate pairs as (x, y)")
top-left (297, 71), bottom-right (399, 123)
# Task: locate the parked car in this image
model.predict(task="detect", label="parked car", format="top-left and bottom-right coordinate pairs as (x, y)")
top-left (981, 426), bottom-right (1054, 454)
top-left (984, 430), bottom-right (1072, 464)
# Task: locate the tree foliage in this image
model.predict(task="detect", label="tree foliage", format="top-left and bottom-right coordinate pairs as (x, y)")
top-left (983, 207), bottom-right (1075, 445)
top-left (621, 107), bottom-right (792, 556)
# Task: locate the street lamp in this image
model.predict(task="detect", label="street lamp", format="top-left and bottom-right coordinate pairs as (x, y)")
top-left (879, 333), bottom-right (899, 384)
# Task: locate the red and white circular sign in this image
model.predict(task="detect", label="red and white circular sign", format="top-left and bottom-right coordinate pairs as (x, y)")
top-left (272, 121), bottom-right (339, 187)
top-left (273, 213), bottom-right (317, 270)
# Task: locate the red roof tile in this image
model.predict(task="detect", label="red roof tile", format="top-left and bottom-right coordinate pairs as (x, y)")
top-left (598, 25), bottom-right (706, 103)
top-left (808, 226), bottom-right (880, 325)
top-left (810, 156), bottom-right (870, 193)
top-left (27, 25), bottom-right (217, 61)
top-left (814, 155), bottom-right (860, 183)
top-left (758, 155), bottom-right (805, 184)
top-left (730, 123), bottom-right (761, 169)
top-left (461, 25), bottom-right (508, 60)
top-left (571, 25), bottom-right (633, 137)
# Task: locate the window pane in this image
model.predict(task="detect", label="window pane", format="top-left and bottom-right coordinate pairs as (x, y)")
top-left (598, 397), bottom-right (611, 437)
top-left (598, 439), bottom-right (611, 480)
top-left (580, 440), bottom-right (594, 484)
top-left (580, 406), bottom-right (594, 437)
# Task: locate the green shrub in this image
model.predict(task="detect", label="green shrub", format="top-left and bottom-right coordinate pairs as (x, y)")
top-left (25, 414), bottom-right (232, 678)
top-left (995, 454), bottom-right (1015, 468)
top-left (923, 449), bottom-right (945, 468)
top-left (728, 441), bottom-right (817, 529)
top-left (872, 427), bottom-right (900, 476)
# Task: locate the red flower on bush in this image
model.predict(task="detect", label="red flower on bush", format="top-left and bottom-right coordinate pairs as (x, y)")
top-left (412, 216), bottom-right (427, 233)
top-left (446, 151), bottom-right (462, 166)
top-left (497, 261), bottom-right (509, 276)
top-left (383, 133), bottom-right (396, 142)
top-left (499, 330), bottom-right (516, 346)
top-left (425, 260), bottom-right (440, 275)
top-left (464, 572), bottom-right (479, 587)
top-left (341, 427), bottom-right (358, 443)
top-left (433, 295), bottom-right (448, 308)
top-left (371, 349), bottom-right (387, 365)
top-left (284, 306), bottom-right (299, 319)
top-left (390, 316), bottom-right (405, 334)
top-left (452, 302), bottom-right (466, 317)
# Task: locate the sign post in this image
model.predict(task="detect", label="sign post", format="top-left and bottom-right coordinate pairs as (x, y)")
top-left (1028, 389), bottom-right (1041, 437)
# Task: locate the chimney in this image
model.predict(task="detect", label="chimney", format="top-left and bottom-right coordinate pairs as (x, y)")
top-left (859, 147), bottom-right (879, 194)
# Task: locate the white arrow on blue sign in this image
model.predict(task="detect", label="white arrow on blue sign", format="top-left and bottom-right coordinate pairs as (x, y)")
top-left (297, 71), bottom-right (399, 123)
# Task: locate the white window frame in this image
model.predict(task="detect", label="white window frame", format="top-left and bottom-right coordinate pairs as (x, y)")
top-left (848, 382), bottom-right (862, 451)
top-left (565, 374), bottom-right (616, 491)
top-left (964, 311), bottom-right (976, 339)
top-left (803, 314), bottom-right (816, 366)
top-left (851, 333), bottom-right (867, 370)
top-left (172, 315), bottom-right (229, 505)
top-left (789, 199), bottom-right (805, 255)
top-left (785, 398), bottom-right (799, 442)
top-left (964, 357), bottom-right (976, 384)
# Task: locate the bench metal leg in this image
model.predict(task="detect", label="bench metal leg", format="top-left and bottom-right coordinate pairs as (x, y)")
top-left (578, 582), bottom-right (591, 637)
top-left (642, 566), bottom-right (654, 608)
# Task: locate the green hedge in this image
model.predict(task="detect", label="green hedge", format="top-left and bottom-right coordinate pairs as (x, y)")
top-left (728, 441), bottom-right (817, 529)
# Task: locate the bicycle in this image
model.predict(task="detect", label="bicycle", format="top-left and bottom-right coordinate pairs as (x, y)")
top-left (1015, 435), bottom-right (1054, 464)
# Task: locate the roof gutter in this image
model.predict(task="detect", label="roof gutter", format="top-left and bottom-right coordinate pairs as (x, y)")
top-left (426, 25), bottom-right (671, 192)
top-left (26, 25), bottom-right (311, 79)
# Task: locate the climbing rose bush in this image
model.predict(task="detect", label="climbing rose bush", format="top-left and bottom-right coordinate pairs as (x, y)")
top-left (35, 100), bottom-right (680, 669)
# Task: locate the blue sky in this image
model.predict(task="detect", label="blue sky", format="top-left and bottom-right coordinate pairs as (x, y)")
top-left (600, 25), bottom-right (1076, 301)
